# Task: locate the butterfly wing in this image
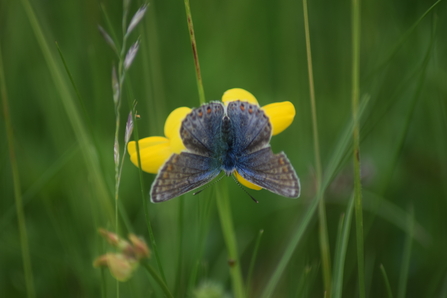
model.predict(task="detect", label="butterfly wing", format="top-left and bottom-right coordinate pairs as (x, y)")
top-left (151, 102), bottom-right (225, 202)
top-left (180, 102), bottom-right (225, 157)
top-left (226, 100), bottom-right (272, 155)
top-left (227, 100), bottom-right (300, 198)
top-left (151, 152), bottom-right (221, 203)
top-left (236, 147), bottom-right (300, 198)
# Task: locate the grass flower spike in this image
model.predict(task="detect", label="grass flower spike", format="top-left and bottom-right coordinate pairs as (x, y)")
top-left (127, 88), bottom-right (296, 191)
top-left (94, 229), bottom-right (150, 282)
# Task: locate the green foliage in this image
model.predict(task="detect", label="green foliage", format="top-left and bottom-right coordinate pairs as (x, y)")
top-left (1, 0), bottom-right (446, 297)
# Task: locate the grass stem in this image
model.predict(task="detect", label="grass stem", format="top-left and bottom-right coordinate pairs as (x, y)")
top-left (398, 206), bottom-right (414, 298)
top-left (184, 0), bottom-right (206, 105)
top-left (215, 182), bottom-right (246, 298)
top-left (181, 3), bottom-right (245, 296)
top-left (141, 261), bottom-right (174, 298)
top-left (380, 264), bottom-right (394, 298)
top-left (0, 44), bottom-right (36, 298)
top-left (246, 229), bottom-right (264, 297)
top-left (332, 195), bottom-right (355, 298)
top-left (302, 0), bottom-right (332, 295)
top-left (351, 0), bottom-right (365, 297)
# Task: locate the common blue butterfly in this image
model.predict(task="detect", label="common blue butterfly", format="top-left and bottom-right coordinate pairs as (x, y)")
top-left (150, 100), bottom-right (300, 202)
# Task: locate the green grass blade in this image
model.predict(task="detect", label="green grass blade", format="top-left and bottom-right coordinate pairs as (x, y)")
top-left (0, 41), bottom-right (36, 298)
top-left (364, 0), bottom-right (442, 81)
top-left (332, 194), bottom-right (355, 298)
top-left (0, 143), bottom-right (79, 230)
top-left (122, 78), bottom-right (167, 284)
top-left (380, 264), bottom-right (394, 298)
top-left (55, 42), bottom-right (90, 130)
top-left (362, 191), bottom-right (430, 246)
top-left (183, 0), bottom-right (206, 105)
top-left (20, 0), bottom-right (114, 222)
top-left (215, 181), bottom-right (246, 298)
top-left (141, 261), bottom-right (174, 298)
top-left (261, 98), bottom-right (369, 298)
top-left (246, 229), bottom-right (264, 297)
top-left (302, 0), bottom-right (332, 294)
top-left (175, 199), bottom-right (185, 296)
top-left (397, 206), bottom-right (414, 298)
top-left (187, 193), bottom-right (214, 294)
top-left (381, 16), bottom-right (436, 193)
top-left (101, 267), bottom-right (108, 298)
top-left (351, 0), bottom-right (365, 296)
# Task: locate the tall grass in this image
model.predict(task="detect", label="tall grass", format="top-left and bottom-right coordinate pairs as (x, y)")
top-left (1, 0), bottom-right (445, 297)
top-left (1, 43), bottom-right (36, 298)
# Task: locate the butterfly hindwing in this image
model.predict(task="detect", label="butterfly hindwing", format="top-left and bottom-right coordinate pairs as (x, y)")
top-left (226, 100), bottom-right (272, 155)
top-left (180, 102), bottom-right (225, 157)
top-left (236, 147), bottom-right (300, 198)
top-left (151, 152), bottom-right (220, 203)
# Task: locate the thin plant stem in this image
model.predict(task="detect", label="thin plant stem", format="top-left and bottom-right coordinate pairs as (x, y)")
top-left (141, 261), bottom-right (174, 298)
top-left (175, 199), bottom-right (184, 296)
top-left (246, 229), bottom-right (264, 297)
top-left (20, 0), bottom-right (114, 222)
top-left (112, 5), bottom-right (129, 295)
top-left (398, 206), bottom-right (414, 298)
top-left (121, 78), bottom-right (167, 284)
top-left (100, 3), bottom-right (121, 53)
top-left (182, 2), bottom-right (245, 297)
top-left (332, 194), bottom-right (355, 298)
top-left (0, 43), bottom-right (36, 298)
top-left (261, 98), bottom-right (369, 298)
top-left (380, 264), bottom-right (394, 298)
top-left (302, 0), bottom-right (332, 295)
top-left (351, 0), bottom-right (365, 297)
top-left (187, 195), bottom-right (213, 294)
top-left (184, 0), bottom-right (206, 105)
top-left (215, 182), bottom-right (246, 298)
top-left (380, 17), bottom-right (436, 195)
top-left (132, 108), bottom-right (167, 283)
top-left (101, 267), bottom-right (108, 298)
top-left (363, 0), bottom-right (442, 82)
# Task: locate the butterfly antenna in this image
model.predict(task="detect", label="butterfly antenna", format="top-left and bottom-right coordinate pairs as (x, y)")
top-left (231, 175), bottom-right (259, 203)
top-left (193, 173), bottom-right (226, 196)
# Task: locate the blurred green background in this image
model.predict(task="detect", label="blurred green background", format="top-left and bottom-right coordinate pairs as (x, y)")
top-left (1, 0), bottom-right (446, 297)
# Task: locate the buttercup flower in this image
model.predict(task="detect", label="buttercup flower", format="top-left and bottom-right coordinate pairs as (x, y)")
top-left (127, 88), bottom-right (296, 190)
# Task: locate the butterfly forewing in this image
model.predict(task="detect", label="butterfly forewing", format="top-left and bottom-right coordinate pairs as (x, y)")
top-left (236, 147), bottom-right (300, 198)
top-left (151, 152), bottom-right (220, 202)
top-left (227, 100), bottom-right (272, 155)
top-left (180, 102), bottom-right (224, 157)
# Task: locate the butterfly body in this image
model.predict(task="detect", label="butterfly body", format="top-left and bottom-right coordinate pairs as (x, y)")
top-left (150, 100), bottom-right (300, 203)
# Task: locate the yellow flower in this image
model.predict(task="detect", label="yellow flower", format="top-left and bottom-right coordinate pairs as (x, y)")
top-left (128, 107), bottom-right (191, 174)
top-left (127, 88), bottom-right (296, 190)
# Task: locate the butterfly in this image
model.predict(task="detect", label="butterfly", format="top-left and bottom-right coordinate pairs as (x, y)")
top-left (150, 100), bottom-right (300, 203)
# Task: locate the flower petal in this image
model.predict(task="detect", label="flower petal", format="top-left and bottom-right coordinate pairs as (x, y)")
top-left (234, 171), bottom-right (262, 190)
top-left (127, 137), bottom-right (172, 174)
top-left (164, 107), bottom-right (191, 153)
top-left (222, 88), bottom-right (259, 106)
top-left (262, 101), bottom-right (295, 135)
